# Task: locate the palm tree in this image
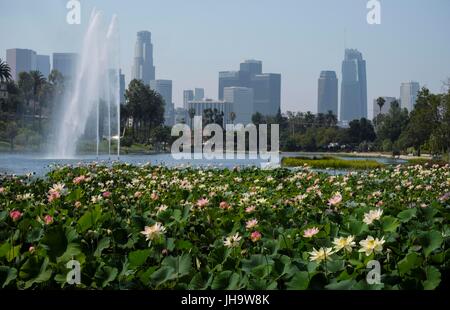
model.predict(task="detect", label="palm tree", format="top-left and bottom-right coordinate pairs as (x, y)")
top-left (0, 58), bottom-right (12, 82)
top-left (376, 97), bottom-right (386, 116)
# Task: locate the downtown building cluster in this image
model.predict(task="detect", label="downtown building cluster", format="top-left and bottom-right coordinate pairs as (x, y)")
top-left (130, 30), bottom-right (281, 127)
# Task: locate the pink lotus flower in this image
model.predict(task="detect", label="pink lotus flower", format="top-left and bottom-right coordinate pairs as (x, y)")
top-left (219, 201), bottom-right (231, 210)
top-left (245, 205), bottom-right (256, 213)
top-left (303, 227), bottom-right (320, 238)
top-left (47, 190), bottom-right (60, 203)
top-left (151, 192), bottom-right (159, 200)
top-left (246, 219), bottom-right (258, 230)
top-left (73, 175), bottom-right (86, 184)
top-left (0, 187), bottom-right (5, 194)
top-left (102, 191), bottom-right (111, 198)
top-left (196, 198), bottom-right (209, 208)
top-left (9, 210), bottom-right (22, 221)
top-left (134, 191), bottom-right (142, 199)
top-left (74, 201), bottom-right (82, 208)
top-left (328, 193), bottom-right (343, 206)
top-left (28, 246), bottom-right (35, 253)
top-left (250, 231), bottom-right (262, 242)
top-left (44, 215), bottom-right (53, 225)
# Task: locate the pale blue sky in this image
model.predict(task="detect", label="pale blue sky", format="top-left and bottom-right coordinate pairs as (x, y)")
top-left (1, 0), bottom-right (450, 117)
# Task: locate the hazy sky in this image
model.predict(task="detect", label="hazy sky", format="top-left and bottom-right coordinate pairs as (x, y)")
top-left (1, 0), bottom-right (450, 118)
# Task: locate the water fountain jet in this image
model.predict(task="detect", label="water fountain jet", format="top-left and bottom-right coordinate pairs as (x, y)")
top-left (51, 9), bottom-right (120, 160)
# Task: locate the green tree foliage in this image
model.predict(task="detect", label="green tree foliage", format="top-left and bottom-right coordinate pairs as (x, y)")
top-left (122, 79), bottom-right (165, 145)
top-left (348, 118), bottom-right (376, 144)
top-left (374, 100), bottom-right (409, 151)
top-left (399, 88), bottom-right (450, 156)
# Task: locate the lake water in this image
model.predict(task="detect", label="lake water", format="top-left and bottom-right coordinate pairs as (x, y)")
top-left (0, 152), bottom-right (407, 176)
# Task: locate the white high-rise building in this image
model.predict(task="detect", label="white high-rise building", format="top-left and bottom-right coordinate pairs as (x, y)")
top-left (131, 31), bottom-right (155, 85)
top-left (400, 82), bottom-right (420, 112)
top-left (223, 87), bottom-right (254, 125)
top-left (150, 79), bottom-right (173, 126)
top-left (6, 48), bottom-right (37, 80)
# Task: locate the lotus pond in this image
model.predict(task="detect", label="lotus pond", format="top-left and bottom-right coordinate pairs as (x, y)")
top-left (0, 162), bottom-right (449, 289)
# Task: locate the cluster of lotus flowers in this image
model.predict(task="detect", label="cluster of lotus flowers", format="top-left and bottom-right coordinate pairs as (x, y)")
top-left (0, 162), bottom-right (449, 289)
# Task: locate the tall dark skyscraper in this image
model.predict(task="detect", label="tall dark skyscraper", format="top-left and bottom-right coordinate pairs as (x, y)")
top-left (317, 71), bottom-right (338, 116)
top-left (131, 31), bottom-right (155, 85)
top-left (340, 49), bottom-right (367, 122)
top-left (218, 60), bottom-right (281, 116)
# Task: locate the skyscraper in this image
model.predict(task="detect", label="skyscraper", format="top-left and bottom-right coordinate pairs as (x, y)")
top-left (218, 60), bottom-right (281, 117)
top-left (340, 49), bottom-right (367, 122)
top-left (150, 79), bottom-right (173, 126)
top-left (194, 88), bottom-right (205, 101)
top-left (317, 71), bottom-right (338, 116)
top-left (53, 53), bottom-right (78, 80)
top-left (252, 73), bottom-right (281, 116)
top-left (131, 31), bottom-right (155, 85)
top-left (6, 48), bottom-right (37, 80)
top-left (400, 82), bottom-right (420, 112)
top-left (223, 87), bottom-right (254, 124)
top-left (36, 55), bottom-right (50, 78)
top-left (183, 90), bottom-right (194, 109)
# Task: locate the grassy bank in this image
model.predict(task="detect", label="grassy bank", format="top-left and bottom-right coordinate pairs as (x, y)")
top-left (282, 156), bottom-right (384, 170)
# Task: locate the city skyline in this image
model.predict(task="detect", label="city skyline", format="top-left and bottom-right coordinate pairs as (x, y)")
top-left (1, 0), bottom-right (450, 119)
